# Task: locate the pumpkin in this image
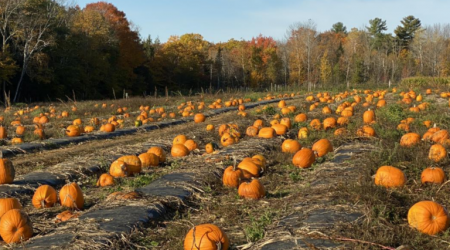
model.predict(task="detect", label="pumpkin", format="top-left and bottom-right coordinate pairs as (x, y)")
top-left (117, 155), bottom-right (141, 175)
top-left (298, 127), bottom-right (309, 139)
top-left (147, 147), bottom-right (166, 163)
top-left (103, 123), bottom-right (115, 132)
top-left (96, 173), bottom-right (115, 187)
top-left (206, 124), bottom-right (215, 131)
top-left (0, 198), bottom-right (22, 218)
top-left (59, 182), bottom-right (84, 209)
top-left (34, 128), bottom-right (45, 139)
top-left (363, 109), bottom-right (375, 124)
top-left (397, 123), bottom-right (410, 132)
top-left (253, 119), bottom-right (264, 128)
top-left (294, 113), bottom-right (307, 122)
top-left (431, 130), bottom-right (449, 144)
top-left (271, 124), bottom-right (288, 135)
top-left (281, 139), bottom-right (301, 153)
top-left (66, 125), bottom-right (81, 137)
top-left (139, 153), bottom-right (159, 168)
top-left (374, 166), bottom-right (406, 188)
top-left (220, 132), bottom-right (236, 147)
top-left (109, 160), bottom-right (128, 177)
top-left (184, 224), bottom-right (229, 250)
top-left (238, 179), bottom-right (265, 199)
top-left (173, 135), bottom-right (187, 145)
top-left (400, 133), bottom-right (421, 147)
top-left (252, 155), bottom-right (267, 172)
top-left (421, 167), bottom-right (446, 184)
top-left (309, 119), bottom-right (321, 130)
top-left (205, 142), bottom-right (219, 154)
top-left (15, 126), bottom-right (25, 136)
top-left (11, 137), bottom-right (23, 144)
top-left (258, 127), bottom-right (275, 138)
top-left (323, 117), bottom-right (336, 130)
top-left (334, 127), bottom-right (348, 136)
top-left (238, 159), bottom-right (261, 179)
top-left (73, 118), bottom-right (82, 125)
top-left (0, 209), bottom-right (33, 244)
top-left (194, 113), bottom-right (206, 123)
top-left (0, 158), bottom-right (15, 184)
top-left (292, 148), bottom-right (315, 168)
top-left (0, 126), bottom-right (7, 139)
top-left (280, 117), bottom-right (291, 129)
top-left (38, 116), bottom-right (49, 124)
top-left (356, 125), bottom-right (376, 137)
top-left (429, 144), bottom-right (447, 162)
top-left (336, 117), bottom-right (349, 126)
top-left (32, 185), bottom-right (57, 208)
top-left (246, 126), bottom-right (259, 137)
top-left (84, 125), bottom-right (95, 133)
top-left (184, 139), bottom-right (198, 151)
top-left (312, 139), bottom-right (333, 157)
top-left (223, 165), bottom-right (244, 188)
top-left (171, 144), bottom-right (190, 157)
top-left (408, 201), bottom-right (449, 235)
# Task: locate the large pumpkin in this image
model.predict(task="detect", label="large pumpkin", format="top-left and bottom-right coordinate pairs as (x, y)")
top-left (374, 166), bottom-right (406, 188)
top-left (32, 185), bottom-right (57, 208)
top-left (363, 109), bottom-right (375, 124)
top-left (59, 182), bottom-right (84, 209)
top-left (184, 224), bottom-right (229, 250)
top-left (238, 179), bottom-right (265, 199)
top-left (408, 201), bottom-right (449, 235)
top-left (237, 159), bottom-right (261, 179)
top-left (258, 127), bottom-right (275, 139)
top-left (292, 148), bottom-right (315, 168)
top-left (0, 158), bottom-right (15, 184)
top-left (0, 209), bottom-right (33, 244)
top-left (139, 153), bottom-right (159, 168)
top-left (109, 160), bottom-right (128, 177)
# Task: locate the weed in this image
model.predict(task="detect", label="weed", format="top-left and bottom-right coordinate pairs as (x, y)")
top-left (244, 211), bottom-right (274, 242)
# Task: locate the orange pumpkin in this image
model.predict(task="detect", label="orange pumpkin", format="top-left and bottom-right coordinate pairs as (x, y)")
top-left (139, 153), bottom-right (159, 168)
top-left (0, 198), bottom-right (22, 218)
top-left (0, 158), bottom-right (15, 184)
top-left (421, 167), bottom-right (446, 184)
top-left (312, 139), bottom-right (333, 157)
top-left (363, 109), bottom-right (375, 124)
top-left (171, 144), bottom-right (190, 157)
top-left (59, 182), bottom-right (84, 209)
top-left (66, 125), bottom-right (81, 137)
top-left (271, 124), bottom-right (288, 135)
top-left (238, 178), bottom-right (265, 199)
top-left (237, 159), bottom-right (261, 179)
top-left (184, 224), bottom-right (229, 250)
top-left (32, 185), bottom-right (57, 208)
top-left (292, 148), bottom-right (315, 168)
top-left (400, 133), bottom-right (421, 147)
top-left (109, 160), bottom-right (128, 177)
top-left (0, 209), bottom-right (33, 244)
top-left (117, 155), bottom-right (142, 175)
top-left (194, 113), bottom-right (206, 123)
top-left (147, 147), bottom-right (166, 163)
top-left (173, 135), bottom-right (187, 145)
top-left (408, 201), bottom-right (450, 235)
top-left (223, 165), bottom-right (244, 188)
top-left (281, 139), bottom-right (301, 153)
top-left (258, 127), bottom-right (275, 138)
top-left (374, 166), bottom-right (406, 188)
top-left (429, 144), bottom-right (447, 162)
top-left (184, 139), bottom-right (198, 151)
top-left (96, 173), bottom-right (115, 187)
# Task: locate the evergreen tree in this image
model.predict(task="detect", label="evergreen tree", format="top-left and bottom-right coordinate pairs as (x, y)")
top-left (394, 15), bottom-right (422, 49)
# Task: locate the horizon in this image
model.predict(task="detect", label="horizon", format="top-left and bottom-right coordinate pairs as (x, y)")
top-left (76, 0), bottom-right (450, 43)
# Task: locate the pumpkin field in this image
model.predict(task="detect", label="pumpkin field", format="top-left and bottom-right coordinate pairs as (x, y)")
top-left (0, 85), bottom-right (450, 249)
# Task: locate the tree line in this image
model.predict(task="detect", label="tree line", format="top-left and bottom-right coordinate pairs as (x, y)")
top-left (0, 0), bottom-right (449, 102)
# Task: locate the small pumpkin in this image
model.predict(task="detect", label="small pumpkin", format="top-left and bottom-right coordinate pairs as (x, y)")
top-left (220, 132), bottom-right (236, 147)
top-left (15, 126), bottom-right (25, 136)
top-left (246, 126), bottom-right (259, 137)
top-left (32, 185), bottom-right (57, 208)
top-left (238, 179), bottom-right (265, 199)
top-left (96, 173), bottom-right (115, 187)
top-left (184, 224), bottom-right (229, 250)
top-left (194, 113), bottom-right (206, 123)
top-left (0, 209), bottom-right (33, 244)
top-left (66, 125), bottom-right (81, 137)
top-left (363, 109), bottom-right (375, 124)
top-left (374, 166), bottom-right (406, 188)
top-left (139, 153), bottom-right (159, 168)
top-left (206, 124), bottom-right (215, 131)
top-left (59, 182), bottom-right (84, 209)
top-left (184, 139), bottom-right (198, 151)
top-left (205, 142), bottom-right (219, 154)
top-left (294, 113), bottom-right (307, 122)
top-left (173, 135), bottom-right (188, 145)
top-left (292, 148), bottom-right (315, 168)
top-left (408, 201), bottom-right (450, 235)
top-left (109, 160), bottom-right (128, 177)
top-left (271, 124), bottom-right (288, 135)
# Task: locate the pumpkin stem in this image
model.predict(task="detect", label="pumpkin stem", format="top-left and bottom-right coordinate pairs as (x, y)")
top-left (41, 200), bottom-right (45, 209)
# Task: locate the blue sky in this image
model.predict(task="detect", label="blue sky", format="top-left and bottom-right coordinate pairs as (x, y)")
top-left (76, 0), bottom-right (450, 43)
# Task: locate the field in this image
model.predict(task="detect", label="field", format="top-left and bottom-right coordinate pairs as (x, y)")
top-left (0, 86), bottom-right (450, 249)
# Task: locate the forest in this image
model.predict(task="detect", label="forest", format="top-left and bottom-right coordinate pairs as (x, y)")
top-left (0, 0), bottom-right (449, 102)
